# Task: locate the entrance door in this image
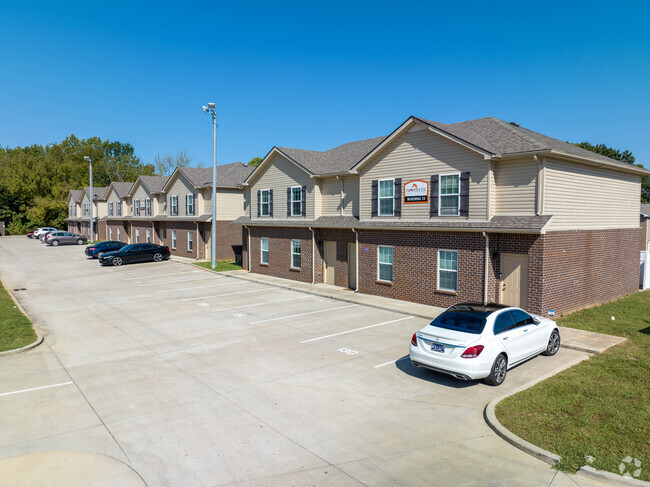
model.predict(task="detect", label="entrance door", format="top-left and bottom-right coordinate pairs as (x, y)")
top-left (347, 242), bottom-right (357, 290)
top-left (323, 241), bottom-right (336, 285)
top-left (500, 254), bottom-right (529, 309)
top-left (204, 230), bottom-right (211, 261)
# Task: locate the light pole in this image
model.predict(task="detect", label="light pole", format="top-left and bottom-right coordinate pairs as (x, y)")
top-left (202, 103), bottom-right (217, 269)
top-left (84, 156), bottom-right (93, 242)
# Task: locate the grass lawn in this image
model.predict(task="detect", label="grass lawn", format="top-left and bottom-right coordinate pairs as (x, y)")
top-left (0, 281), bottom-right (38, 352)
top-left (495, 290), bottom-right (649, 479)
top-left (194, 261), bottom-right (243, 272)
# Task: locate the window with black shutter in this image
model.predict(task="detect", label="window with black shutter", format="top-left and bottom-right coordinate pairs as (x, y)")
top-left (269, 189), bottom-right (273, 217)
top-left (301, 185), bottom-right (306, 216)
top-left (286, 187), bottom-right (291, 217)
top-left (257, 190), bottom-right (261, 217)
top-left (394, 178), bottom-right (402, 217)
top-left (460, 172), bottom-right (470, 217)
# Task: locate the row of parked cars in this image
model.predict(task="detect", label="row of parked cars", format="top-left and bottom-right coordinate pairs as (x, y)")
top-left (28, 227), bottom-right (171, 266)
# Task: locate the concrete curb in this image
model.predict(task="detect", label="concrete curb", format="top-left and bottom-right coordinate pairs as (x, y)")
top-left (0, 286), bottom-right (44, 356)
top-left (485, 354), bottom-right (650, 486)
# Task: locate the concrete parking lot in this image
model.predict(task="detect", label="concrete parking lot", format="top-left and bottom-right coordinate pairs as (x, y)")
top-left (0, 237), bottom-right (610, 486)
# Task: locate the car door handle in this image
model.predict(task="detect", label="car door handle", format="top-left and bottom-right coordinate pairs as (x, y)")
top-left (523, 329), bottom-right (529, 332)
top-left (503, 337), bottom-right (508, 341)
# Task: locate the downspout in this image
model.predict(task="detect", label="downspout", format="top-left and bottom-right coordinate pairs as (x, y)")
top-left (244, 225), bottom-right (251, 272)
top-left (482, 232), bottom-right (489, 305)
top-left (309, 227), bottom-right (315, 284)
top-left (351, 227), bottom-right (359, 293)
top-left (196, 222), bottom-right (200, 260)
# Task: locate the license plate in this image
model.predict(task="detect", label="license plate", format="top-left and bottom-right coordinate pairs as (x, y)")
top-left (431, 343), bottom-right (444, 353)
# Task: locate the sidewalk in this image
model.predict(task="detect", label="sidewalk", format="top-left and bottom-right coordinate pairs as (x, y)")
top-left (206, 267), bottom-right (626, 355)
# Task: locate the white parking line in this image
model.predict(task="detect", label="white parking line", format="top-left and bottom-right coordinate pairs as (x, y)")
top-left (124, 271), bottom-right (199, 280)
top-left (182, 288), bottom-right (270, 301)
top-left (300, 316), bottom-right (414, 343)
top-left (157, 282), bottom-right (231, 293)
top-left (137, 276), bottom-right (216, 286)
top-left (210, 295), bottom-right (312, 312)
top-left (0, 381), bottom-right (74, 398)
top-left (250, 304), bottom-right (357, 325)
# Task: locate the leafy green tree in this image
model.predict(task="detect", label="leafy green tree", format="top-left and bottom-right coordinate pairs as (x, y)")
top-left (248, 157), bottom-right (262, 167)
top-left (573, 141), bottom-right (649, 202)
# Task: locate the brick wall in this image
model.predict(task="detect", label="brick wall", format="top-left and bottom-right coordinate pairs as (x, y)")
top-left (356, 230), bottom-right (488, 309)
top-left (97, 221), bottom-right (107, 241)
top-left (131, 221), bottom-right (154, 244)
top-left (160, 222), bottom-right (199, 259)
top-left (315, 229), bottom-right (357, 287)
top-left (540, 228), bottom-right (640, 316)
top-left (248, 226), bottom-right (313, 283)
top-left (106, 221), bottom-right (129, 242)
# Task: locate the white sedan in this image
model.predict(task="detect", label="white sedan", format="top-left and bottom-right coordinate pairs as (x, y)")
top-left (409, 303), bottom-right (560, 385)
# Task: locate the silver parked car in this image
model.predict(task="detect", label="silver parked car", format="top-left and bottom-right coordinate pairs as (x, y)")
top-left (46, 231), bottom-right (87, 246)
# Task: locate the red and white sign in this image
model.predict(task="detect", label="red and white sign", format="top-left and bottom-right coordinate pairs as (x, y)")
top-left (140, 200), bottom-right (146, 211)
top-left (404, 180), bottom-right (429, 203)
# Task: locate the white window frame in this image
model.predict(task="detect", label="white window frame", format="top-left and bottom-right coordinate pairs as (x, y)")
top-left (291, 239), bottom-right (301, 268)
top-left (134, 199), bottom-right (140, 216)
top-left (171, 196), bottom-right (178, 216)
top-left (290, 186), bottom-right (302, 216)
top-left (187, 194), bottom-right (195, 215)
top-left (378, 179), bottom-right (395, 216)
top-left (260, 189), bottom-right (271, 217)
top-left (146, 228), bottom-right (151, 243)
top-left (438, 249), bottom-right (458, 292)
top-left (109, 227), bottom-right (113, 240)
top-left (261, 237), bottom-right (269, 264)
top-left (438, 173), bottom-right (461, 216)
top-left (146, 198), bottom-right (151, 216)
top-left (135, 228), bottom-right (140, 243)
top-left (117, 201), bottom-right (122, 216)
top-left (377, 245), bottom-right (393, 283)
top-left (188, 230), bottom-right (193, 251)
top-left (117, 228), bottom-right (121, 241)
top-left (108, 202), bottom-right (113, 216)
top-left (172, 230), bottom-right (177, 249)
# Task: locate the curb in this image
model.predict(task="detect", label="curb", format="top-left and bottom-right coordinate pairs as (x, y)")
top-left (0, 286), bottom-right (44, 356)
top-left (485, 354), bottom-right (650, 486)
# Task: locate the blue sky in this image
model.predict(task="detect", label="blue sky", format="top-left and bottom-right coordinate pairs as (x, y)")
top-left (2, 1), bottom-right (649, 169)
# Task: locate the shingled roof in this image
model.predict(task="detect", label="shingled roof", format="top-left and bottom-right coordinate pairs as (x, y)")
top-left (414, 116), bottom-right (648, 173)
top-left (138, 175), bottom-right (170, 194)
top-left (83, 186), bottom-right (108, 201)
top-left (179, 162), bottom-right (254, 188)
top-left (68, 189), bottom-right (83, 203)
top-left (276, 136), bottom-right (386, 176)
top-left (111, 182), bottom-right (134, 198)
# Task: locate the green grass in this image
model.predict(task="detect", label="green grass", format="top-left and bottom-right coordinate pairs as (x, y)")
top-left (496, 290), bottom-right (650, 479)
top-left (0, 282), bottom-right (38, 352)
top-left (194, 260), bottom-right (243, 272)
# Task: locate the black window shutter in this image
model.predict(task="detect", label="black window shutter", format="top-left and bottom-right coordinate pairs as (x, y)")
top-left (185, 195), bottom-right (189, 215)
top-left (194, 193), bottom-right (197, 215)
top-left (394, 178), bottom-right (402, 217)
top-left (460, 172), bottom-right (470, 217)
top-left (257, 190), bottom-right (261, 217)
top-left (371, 180), bottom-right (378, 217)
top-left (301, 185), bottom-right (306, 216)
top-left (430, 175), bottom-right (439, 217)
top-left (269, 189), bottom-right (273, 217)
top-left (287, 187), bottom-right (291, 217)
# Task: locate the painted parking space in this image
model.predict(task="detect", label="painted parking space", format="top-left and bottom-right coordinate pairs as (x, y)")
top-left (0, 239), bottom-right (598, 487)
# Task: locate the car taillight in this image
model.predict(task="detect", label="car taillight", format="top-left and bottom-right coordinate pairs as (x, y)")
top-left (411, 333), bottom-right (417, 346)
top-left (461, 345), bottom-right (484, 358)
top-left (164, 247), bottom-right (169, 252)
top-left (88, 247), bottom-right (95, 251)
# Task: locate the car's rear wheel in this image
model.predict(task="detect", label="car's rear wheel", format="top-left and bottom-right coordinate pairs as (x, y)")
top-left (51, 240), bottom-right (59, 246)
top-left (542, 329), bottom-right (561, 356)
top-left (485, 354), bottom-right (507, 386)
top-left (96, 252), bottom-right (104, 258)
top-left (112, 257), bottom-right (123, 267)
top-left (77, 239), bottom-right (84, 245)
top-left (153, 252), bottom-right (163, 262)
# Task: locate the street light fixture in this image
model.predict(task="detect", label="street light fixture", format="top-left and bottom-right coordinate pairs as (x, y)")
top-left (202, 103), bottom-right (217, 269)
top-left (84, 156), bottom-right (93, 242)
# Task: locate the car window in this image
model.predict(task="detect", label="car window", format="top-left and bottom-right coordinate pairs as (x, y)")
top-left (509, 309), bottom-right (534, 327)
top-left (429, 311), bottom-right (486, 335)
top-left (493, 312), bottom-right (515, 334)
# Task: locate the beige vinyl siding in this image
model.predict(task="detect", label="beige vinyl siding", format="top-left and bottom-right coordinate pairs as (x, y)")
top-left (202, 189), bottom-right (212, 215)
top-left (321, 177), bottom-right (342, 215)
top-left (244, 188), bottom-right (251, 217)
top-left (359, 129), bottom-right (488, 220)
top-left (342, 177), bottom-right (359, 216)
top-left (216, 188), bottom-right (245, 220)
top-left (105, 189), bottom-right (122, 217)
top-left (250, 153), bottom-right (315, 219)
top-left (493, 160), bottom-right (538, 215)
top-left (544, 158), bottom-right (641, 231)
top-left (166, 172), bottom-right (196, 216)
top-left (131, 183), bottom-right (152, 217)
top-left (488, 165), bottom-right (496, 219)
top-left (96, 200), bottom-right (107, 218)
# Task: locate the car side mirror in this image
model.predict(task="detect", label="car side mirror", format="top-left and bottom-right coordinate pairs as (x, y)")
top-left (532, 317), bottom-right (541, 325)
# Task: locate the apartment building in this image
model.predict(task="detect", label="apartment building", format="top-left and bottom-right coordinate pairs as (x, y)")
top-left (235, 116), bottom-right (649, 316)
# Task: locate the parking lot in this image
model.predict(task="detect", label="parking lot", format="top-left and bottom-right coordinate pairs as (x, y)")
top-left (0, 237), bottom-right (606, 486)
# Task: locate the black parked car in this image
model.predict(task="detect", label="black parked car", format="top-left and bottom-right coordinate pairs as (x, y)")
top-left (99, 243), bottom-right (171, 266)
top-left (85, 240), bottom-right (127, 258)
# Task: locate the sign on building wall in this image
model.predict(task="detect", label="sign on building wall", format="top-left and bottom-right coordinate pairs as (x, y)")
top-left (404, 180), bottom-right (429, 203)
top-left (140, 200), bottom-right (146, 211)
